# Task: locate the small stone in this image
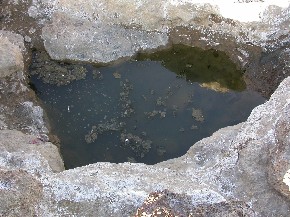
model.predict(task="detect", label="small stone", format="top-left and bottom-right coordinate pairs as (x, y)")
top-left (24, 36), bottom-right (32, 43)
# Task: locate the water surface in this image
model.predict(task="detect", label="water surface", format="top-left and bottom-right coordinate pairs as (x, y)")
top-left (30, 47), bottom-right (265, 169)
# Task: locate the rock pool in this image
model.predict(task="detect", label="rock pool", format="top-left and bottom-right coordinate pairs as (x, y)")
top-left (29, 45), bottom-right (265, 168)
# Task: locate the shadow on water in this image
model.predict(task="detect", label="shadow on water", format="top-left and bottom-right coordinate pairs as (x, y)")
top-left (29, 45), bottom-right (264, 169)
top-left (136, 44), bottom-right (246, 91)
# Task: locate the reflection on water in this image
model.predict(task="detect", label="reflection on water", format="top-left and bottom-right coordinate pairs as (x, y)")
top-left (29, 47), bottom-right (264, 169)
top-left (136, 44), bottom-right (246, 91)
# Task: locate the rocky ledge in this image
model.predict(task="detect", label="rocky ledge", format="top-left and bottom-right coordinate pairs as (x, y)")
top-left (0, 0), bottom-right (290, 216)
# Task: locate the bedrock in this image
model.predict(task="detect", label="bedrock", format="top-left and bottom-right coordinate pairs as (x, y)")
top-left (1, 76), bottom-right (290, 216)
top-left (32, 0), bottom-right (290, 97)
top-left (0, 0), bottom-right (290, 216)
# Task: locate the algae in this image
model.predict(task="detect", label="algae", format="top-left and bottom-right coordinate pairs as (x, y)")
top-left (29, 49), bottom-right (264, 168)
top-left (29, 51), bottom-right (87, 86)
top-left (136, 44), bottom-right (246, 91)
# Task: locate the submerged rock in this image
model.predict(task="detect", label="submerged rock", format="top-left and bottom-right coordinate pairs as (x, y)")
top-left (29, 51), bottom-right (87, 86)
top-left (121, 132), bottom-right (152, 158)
top-left (192, 108), bottom-right (205, 122)
top-left (120, 79), bottom-right (134, 118)
top-left (85, 119), bottom-right (125, 143)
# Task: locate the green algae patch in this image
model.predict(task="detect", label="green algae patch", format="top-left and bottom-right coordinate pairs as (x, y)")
top-left (136, 44), bottom-right (246, 91)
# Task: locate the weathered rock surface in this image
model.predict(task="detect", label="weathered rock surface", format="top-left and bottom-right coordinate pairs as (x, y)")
top-left (44, 77), bottom-right (290, 216)
top-left (0, 130), bottom-right (64, 173)
top-left (1, 1), bottom-right (290, 216)
top-left (38, 0), bottom-right (288, 63)
top-left (0, 169), bottom-right (43, 217)
top-left (0, 32), bottom-right (49, 134)
top-left (134, 190), bottom-right (256, 216)
top-left (0, 77), bottom-right (289, 216)
top-left (28, 0), bottom-right (289, 97)
top-left (0, 32), bottom-right (24, 78)
top-left (42, 12), bottom-right (168, 63)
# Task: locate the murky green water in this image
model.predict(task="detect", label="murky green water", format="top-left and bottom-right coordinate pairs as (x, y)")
top-left (29, 45), bottom-right (265, 169)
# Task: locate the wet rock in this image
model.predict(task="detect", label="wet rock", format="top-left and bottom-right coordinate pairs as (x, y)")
top-left (29, 51), bottom-right (87, 86)
top-left (0, 33), bottom-right (24, 78)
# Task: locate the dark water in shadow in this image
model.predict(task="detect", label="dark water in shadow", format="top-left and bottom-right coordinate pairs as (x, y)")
top-left (29, 47), bottom-right (265, 169)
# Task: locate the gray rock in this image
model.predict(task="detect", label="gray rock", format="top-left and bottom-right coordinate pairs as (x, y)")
top-left (42, 12), bottom-right (168, 63)
top-left (0, 130), bottom-right (64, 173)
top-left (37, 0), bottom-right (290, 97)
top-left (0, 35), bottom-right (24, 78)
top-left (135, 190), bottom-right (256, 216)
top-left (0, 1), bottom-right (290, 216)
top-left (0, 76), bottom-right (283, 216)
top-left (0, 31), bottom-right (26, 52)
top-left (37, 77), bottom-right (290, 216)
top-left (268, 113), bottom-right (290, 198)
top-left (0, 169), bottom-right (43, 217)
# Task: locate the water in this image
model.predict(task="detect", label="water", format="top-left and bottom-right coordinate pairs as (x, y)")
top-left (29, 46), bottom-right (265, 169)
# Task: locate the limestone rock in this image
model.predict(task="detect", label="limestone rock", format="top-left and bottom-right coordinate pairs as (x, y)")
top-left (266, 108), bottom-right (290, 198)
top-left (42, 12), bottom-right (168, 63)
top-left (0, 31), bottom-right (26, 53)
top-left (0, 34), bottom-right (24, 78)
top-left (0, 169), bottom-right (43, 217)
top-left (134, 190), bottom-right (256, 216)
top-left (0, 1), bottom-right (290, 216)
top-left (0, 130), bottom-right (64, 173)
top-left (36, 77), bottom-right (290, 216)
